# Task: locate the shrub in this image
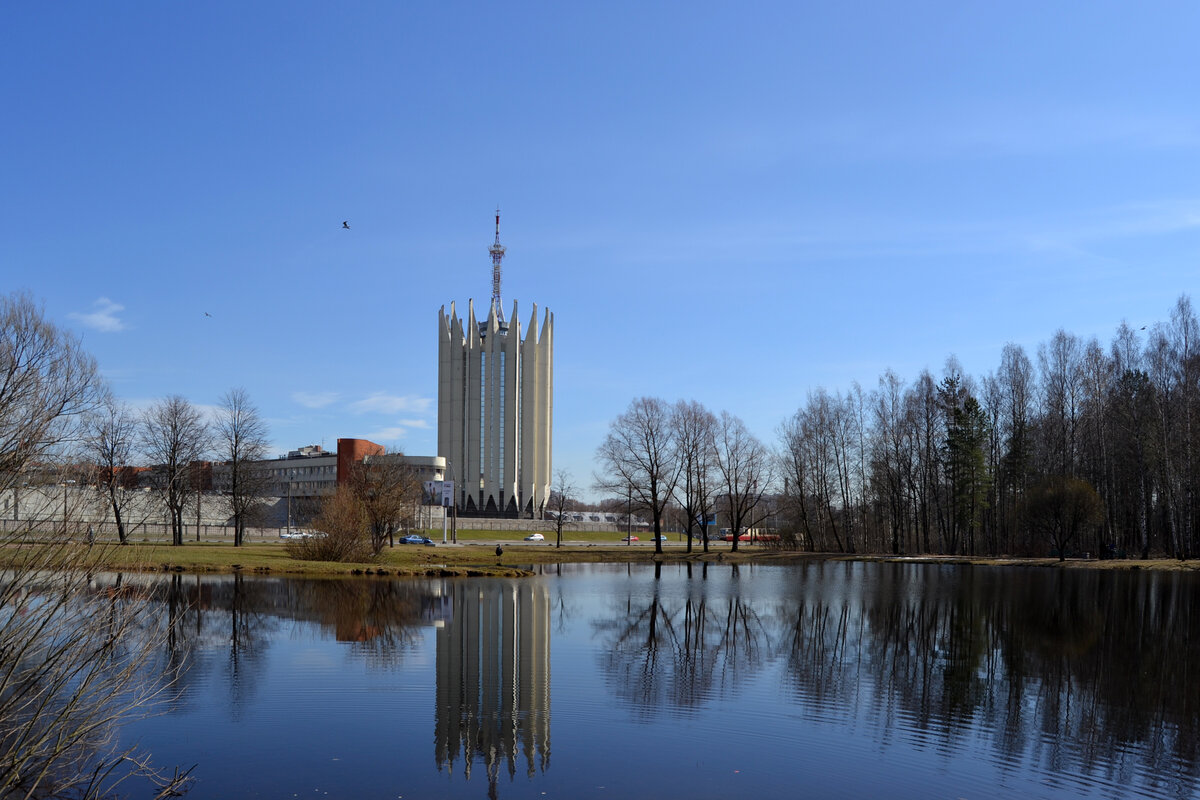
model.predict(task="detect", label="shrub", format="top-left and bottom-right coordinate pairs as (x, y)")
top-left (285, 487), bottom-right (375, 563)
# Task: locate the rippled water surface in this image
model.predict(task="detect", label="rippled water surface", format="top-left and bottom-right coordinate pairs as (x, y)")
top-left (115, 562), bottom-right (1200, 799)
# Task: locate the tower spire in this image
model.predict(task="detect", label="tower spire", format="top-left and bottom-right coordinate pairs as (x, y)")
top-left (489, 208), bottom-right (506, 324)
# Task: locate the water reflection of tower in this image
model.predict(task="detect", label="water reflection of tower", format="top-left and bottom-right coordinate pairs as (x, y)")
top-left (435, 580), bottom-right (550, 792)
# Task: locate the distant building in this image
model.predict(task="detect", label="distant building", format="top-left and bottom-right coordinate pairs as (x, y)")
top-left (437, 213), bottom-right (553, 518)
top-left (211, 440), bottom-right (445, 498)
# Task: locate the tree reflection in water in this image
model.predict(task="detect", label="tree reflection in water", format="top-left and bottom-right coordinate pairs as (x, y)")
top-left (590, 561), bottom-right (1200, 797)
top-left (149, 574), bottom-right (436, 715)
top-left (90, 564), bottom-right (1200, 799)
top-left (593, 562), bottom-right (774, 711)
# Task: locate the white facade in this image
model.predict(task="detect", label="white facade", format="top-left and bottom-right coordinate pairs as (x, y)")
top-left (211, 450), bottom-right (445, 498)
top-left (438, 299), bottom-right (553, 516)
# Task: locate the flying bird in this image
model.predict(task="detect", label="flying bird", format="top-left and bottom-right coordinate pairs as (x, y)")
top-left (204, 312), bottom-right (212, 318)
top-left (342, 221), bottom-right (350, 229)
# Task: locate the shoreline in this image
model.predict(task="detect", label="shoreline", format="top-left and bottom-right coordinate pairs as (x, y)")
top-left (6, 541), bottom-right (1200, 578)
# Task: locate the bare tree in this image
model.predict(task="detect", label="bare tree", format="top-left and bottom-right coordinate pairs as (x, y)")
top-left (1038, 329), bottom-right (1085, 476)
top-left (0, 542), bottom-right (194, 798)
top-left (0, 292), bottom-right (104, 494)
top-left (595, 397), bottom-right (681, 555)
top-left (713, 411), bottom-right (774, 553)
top-left (81, 397), bottom-right (141, 544)
top-left (141, 396), bottom-right (210, 546)
top-left (349, 454), bottom-right (422, 554)
top-left (994, 343), bottom-right (1035, 553)
top-left (215, 388), bottom-right (271, 547)
top-left (0, 292), bottom-right (190, 797)
top-left (548, 468), bottom-right (576, 548)
top-left (777, 411), bottom-right (815, 551)
top-left (671, 400), bottom-right (718, 554)
top-left (779, 390), bottom-right (849, 553)
top-left (869, 369), bottom-right (913, 555)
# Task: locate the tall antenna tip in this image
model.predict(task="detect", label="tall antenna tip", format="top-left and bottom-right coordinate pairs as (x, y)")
top-left (489, 210), bottom-right (506, 322)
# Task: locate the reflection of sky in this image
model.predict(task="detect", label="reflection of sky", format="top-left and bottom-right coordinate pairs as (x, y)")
top-left (118, 566), bottom-right (1200, 800)
top-left (135, 629), bottom-right (444, 799)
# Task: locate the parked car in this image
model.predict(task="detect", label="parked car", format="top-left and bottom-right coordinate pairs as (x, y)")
top-left (400, 534), bottom-right (433, 545)
top-left (621, 535), bottom-right (639, 542)
top-left (280, 530), bottom-right (320, 539)
top-left (524, 533), bottom-right (545, 541)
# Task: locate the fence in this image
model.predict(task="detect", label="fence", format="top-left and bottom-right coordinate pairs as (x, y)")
top-left (0, 484), bottom-right (654, 541)
top-left (0, 519), bottom-right (305, 544)
top-left (451, 517), bottom-right (650, 533)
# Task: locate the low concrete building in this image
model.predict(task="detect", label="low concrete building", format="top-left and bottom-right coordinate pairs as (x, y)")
top-left (212, 441), bottom-right (445, 499)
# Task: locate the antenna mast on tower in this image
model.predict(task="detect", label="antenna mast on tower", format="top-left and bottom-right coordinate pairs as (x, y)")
top-left (489, 208), bottom-right (506, 323)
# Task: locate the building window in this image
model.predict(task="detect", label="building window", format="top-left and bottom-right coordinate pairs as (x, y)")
top-left (479, 351), bottom-right (486, 482)
top-left (499, 350), bottom-right (505, 490)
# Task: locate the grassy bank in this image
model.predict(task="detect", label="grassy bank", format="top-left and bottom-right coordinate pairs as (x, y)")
top-left (4, 537), bottom-right (1200, 577)
top-left (77, 539), bottom-right (753, 576)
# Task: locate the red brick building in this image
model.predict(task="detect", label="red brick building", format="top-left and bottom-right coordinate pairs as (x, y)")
top-left (335, 438), bottom-right (385, 486)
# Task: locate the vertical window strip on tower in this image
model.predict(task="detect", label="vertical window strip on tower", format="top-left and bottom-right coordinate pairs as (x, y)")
top-left (479, 350), bottom-right (486, 494)
top-left (499, 351), bottom-right (505, 495)
top-left (516, 351), bottom-right (523, 503)
top-left (460, 350), bottom-right (469, 505)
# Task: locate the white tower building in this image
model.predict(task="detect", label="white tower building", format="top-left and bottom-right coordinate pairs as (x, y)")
top-left (437, 214), bottom-right (553, 516)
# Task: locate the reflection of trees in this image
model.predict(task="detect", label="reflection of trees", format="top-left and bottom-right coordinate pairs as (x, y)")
top-left (709, 594), bottom-right (772, 688)
top-left (100, 575), bottom-right (439, 716)
top-left (589, 561), bottom-right (1200, 796)
top-left (780, 599), bottom-right (858, 713)
top-left (592, 564), bottom-right (773, 711)
top-left (992, 570), bottom-right (1200, 795)
top-left (153, 572), bottom-right (278, 715)
top-left (594, 590), bottom-right (672, 710)
top-left (850, 565), bottom-right (994, 752)
top-left (781, 563), bottom-right (1200, 796)
top-left (289, 579), bottom-right (429, 668)
top-left (0, 566), bottom-right (196, 798)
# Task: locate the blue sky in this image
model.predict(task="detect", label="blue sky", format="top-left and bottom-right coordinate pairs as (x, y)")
top-left (4, 3), bottom-right (1199, 500)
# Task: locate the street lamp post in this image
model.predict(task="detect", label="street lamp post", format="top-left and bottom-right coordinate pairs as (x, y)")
top-left (286, 471), bottom-right (293, 536)
top-left (62, 479), bottom-right (75, 538)
top-left (627, 484), bottom-right (632, 546)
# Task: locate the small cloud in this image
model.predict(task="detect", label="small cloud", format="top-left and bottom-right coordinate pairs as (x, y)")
top-left (363, 426), bottom-right (410, 442)
top-left (192, 403), bottom-right (225, 428)
top-left (349, 393), bottom-right (432, 415)
top-left (69, 297), bottom-right (126, 333)
top-left (292, 391), bottom-right (339, 409)
top-left (362, 419), bottom-right (431, 442)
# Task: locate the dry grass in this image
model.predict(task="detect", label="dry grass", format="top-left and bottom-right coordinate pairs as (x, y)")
top-left (0, 539), bottom-right (1195, 577)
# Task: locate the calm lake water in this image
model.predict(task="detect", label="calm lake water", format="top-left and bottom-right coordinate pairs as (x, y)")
top-left (110, 561), bottom-right (1200, 799)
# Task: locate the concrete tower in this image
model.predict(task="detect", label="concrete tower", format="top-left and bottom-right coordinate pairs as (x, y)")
top-left (437, 214), bottom-right (553, 516)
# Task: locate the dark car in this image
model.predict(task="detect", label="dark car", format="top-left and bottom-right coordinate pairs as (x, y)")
top-left (400, 534), bottom-right (433, 545)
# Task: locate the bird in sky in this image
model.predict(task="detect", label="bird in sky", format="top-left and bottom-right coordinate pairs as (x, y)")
top-left (204, 312), bottom-right (212, 318)
top-left (342, 221), bottom-right (350, 229)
